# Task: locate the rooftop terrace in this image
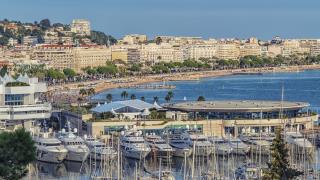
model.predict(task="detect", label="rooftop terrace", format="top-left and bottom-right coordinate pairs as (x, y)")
top-left (164, 100), bottom-right (309, 113)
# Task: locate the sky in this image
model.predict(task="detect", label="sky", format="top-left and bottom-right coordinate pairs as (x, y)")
top-left (1, 0), bottom-right (320, 40)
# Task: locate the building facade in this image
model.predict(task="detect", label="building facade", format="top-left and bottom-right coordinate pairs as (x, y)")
top-left (71, 19), bottom-right (91, 36)
top-left (0, 75), bottom-right (51, 131)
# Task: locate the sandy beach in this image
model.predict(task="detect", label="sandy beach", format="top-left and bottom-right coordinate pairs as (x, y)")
top-left (49, 64), bottom-right (320, 99)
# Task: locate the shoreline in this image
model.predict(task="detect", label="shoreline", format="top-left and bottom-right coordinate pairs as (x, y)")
top-left (94, 64), bottom-right (320, 93)
top-left (50, 64), bottom-right (320, 95)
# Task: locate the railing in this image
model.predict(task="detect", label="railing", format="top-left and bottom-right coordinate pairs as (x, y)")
top-left (0, 103), bottom-right (52, 120)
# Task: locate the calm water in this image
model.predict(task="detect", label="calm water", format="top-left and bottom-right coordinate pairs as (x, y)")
top-left (95, 70), bottom-right (320, 111)
top-left (28, 70), bottom-right (320, 179)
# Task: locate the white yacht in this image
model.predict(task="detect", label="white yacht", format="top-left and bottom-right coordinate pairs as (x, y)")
top-left (166, 133), bottom-right (192, 158)
top-left (58, 128), bottom-right (90, 162)
top-left (209, 136), bottom-right (233, 155)
top-left (241, 136), bottom-right (272, 156)
top-left (181, 130), bottom-right (213, 156)
top-left (33, 133), bottom-right (68, 163)
top-left (120, 129), bottom-right (151, 159)
top-left (144, 133), bottom-right (173, 158)
top-left (285, 132), bottom-right (314, 152)
top-left (84, 136), bottom-right (117, 161)
top-left (226, 137), bottom-right (250, 155)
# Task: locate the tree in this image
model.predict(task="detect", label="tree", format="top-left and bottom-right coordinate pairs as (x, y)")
top-left (167, 91), bottom-right (174, 100)
top-left (106, 93), bottom-right (112, 103)
top-left (155, 37), bottom-right (162, 45)
top-left (197, 96), bottom-right (205, 101)
top-left (87, 88), bottom-right (95, 96)
top-left (0, 128), bottom-right (36, 180)
top-left (128, 63), bottom-right (142, 72)
top-left (79, 88), bottom-right (87, 97)
top-left (153, 96), bottom-right (159, 103)
top-left (63, 68), bottom-right (76, 78)
top-left (0, 65), bottom-right (8, 77)
top-left (90, 30), bottom-right (117, 45)
top-left (46, 69), bottom-right (65, 80)
top-left (165, 94), bottom-right (171, 102)
top-left (121, 91), bottom-right (128, 100)
top-left (39, 19), bottom-right (51, 30)
top-left (262, 129), bottom-right (303, 180)
top-left (130, 94), bottom-right (136, 100)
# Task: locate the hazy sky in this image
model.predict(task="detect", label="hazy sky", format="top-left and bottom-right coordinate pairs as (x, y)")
top-left (1, 0), bottom-right (320, 40)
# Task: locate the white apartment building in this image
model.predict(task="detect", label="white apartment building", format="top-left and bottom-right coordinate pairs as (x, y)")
top-left (22, 36), bottom-right (38, 46)
top-left (140, 43), bottom-right (185, 64)
top-left (0, 74), bottom-right (51, 131)
top-left (239, 43), bottom-right (261, 57)
top-left (216, 43), bottom-right (240, 60)
top-left (71, 19), bottom-right (91, 36)
top-left (32, 45), bottom-right (111, 73)
top-left (188, 44), bottom-right (217, 60)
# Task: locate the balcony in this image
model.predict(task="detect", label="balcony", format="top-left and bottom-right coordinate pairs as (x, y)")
top-left (0, 103), bottom-right (52, 120)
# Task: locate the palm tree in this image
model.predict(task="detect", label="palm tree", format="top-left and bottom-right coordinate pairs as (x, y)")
top-left (106, 93), bottom-right (112, 103)
top-left (130, 94), bottom-right (136, 100)
top-left (140, 96), bottom-right (145, 101)
top-left (87, 88), bottom-right (95, 96)
top-left (79, 88), bottom-right (87, 97)
top-left (197, 96), bottom-right (205, 101)
top-left (153, 96), bottom-right (159, 103)
top-left (121, 91), bottom-right (128, 99)
top-left (165, 94), bottom-right (171, 102)
top-left (167, 91), bottom-right (174, 100)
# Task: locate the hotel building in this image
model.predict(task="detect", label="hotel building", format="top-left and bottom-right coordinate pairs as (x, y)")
top-left (32, 45), bottom-right (111, 73)
top-left (0, 75), bottom-right (51, 131)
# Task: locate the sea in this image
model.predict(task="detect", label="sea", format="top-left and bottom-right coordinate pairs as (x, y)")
top-left (94, 69), bottom-right (320, 112)
top-left (26, 70), bottom-right (320, 179)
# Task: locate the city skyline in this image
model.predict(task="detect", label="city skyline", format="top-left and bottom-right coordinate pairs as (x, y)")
top-left (1, 0), bottom-right (320, 40)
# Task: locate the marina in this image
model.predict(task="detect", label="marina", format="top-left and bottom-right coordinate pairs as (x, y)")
top-left (25, 70), bottom-right (320, 179)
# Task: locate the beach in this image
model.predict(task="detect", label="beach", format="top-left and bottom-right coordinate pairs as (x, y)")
top-left (49, 64), bottom-right (320, 93)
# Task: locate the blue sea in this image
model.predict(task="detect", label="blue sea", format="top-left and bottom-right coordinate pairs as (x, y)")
top-left (94, 70), bottom-right (320, 112)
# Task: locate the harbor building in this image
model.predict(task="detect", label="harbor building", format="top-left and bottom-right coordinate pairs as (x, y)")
top-left (90, 99), bottom-right (161, 120)
top-left (0, 74), bottom-right (51, 131)
top-left (85, 100), bottom-right (317, 138)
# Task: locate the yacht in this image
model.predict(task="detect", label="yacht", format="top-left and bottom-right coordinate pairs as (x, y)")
top-left (241, 136), bottom-right (272, 156)
top-left (33, 132), bottom-right (68, 163)
top-left (209, 136), bottom-right (233, 155)
top-left (84, 136), bottom-right (117, 161)
top-left (120, 129), bottom-right (151, 159)
top-left (166, 133), bottom-right (192, 158)
top-left (57, 128), bottom-right (90, 162)
top-left (181, 130), bottom-right (213, 156)
top-left (285, 132), bottom-right (314, 153)
top-left (145, 133), bottom-right (173, 158)
top-left (225, 137), bottom-right (250, 155)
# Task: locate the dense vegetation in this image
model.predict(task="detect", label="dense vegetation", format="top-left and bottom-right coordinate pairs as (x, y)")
top-left (0, 18), bottom-right (117, 46)
top-left (0, 128), bottom-right (36, 180)
top-left (5, 81), bottom-right (30, 87)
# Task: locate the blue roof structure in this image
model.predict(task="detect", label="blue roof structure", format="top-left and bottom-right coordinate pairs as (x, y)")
top-left (90, 99), bottom-right (161, 114)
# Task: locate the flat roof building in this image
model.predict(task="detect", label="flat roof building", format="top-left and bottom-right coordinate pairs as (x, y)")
top-left (0, 74), bottom-right (51, 131)
top-left (85, 100), bottom-right (316, 137)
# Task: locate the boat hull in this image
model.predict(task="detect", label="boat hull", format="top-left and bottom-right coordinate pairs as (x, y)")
top-left (65, 150), bottom-right (89, 162)
top-left (122, 149), bottom-right (150, 160)
top-left (36, 149), bottom-right (68, 163)
top-left (172, 147), bottom-right (192, 158)
top-left (192, 146), bottom-right (213, 156)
